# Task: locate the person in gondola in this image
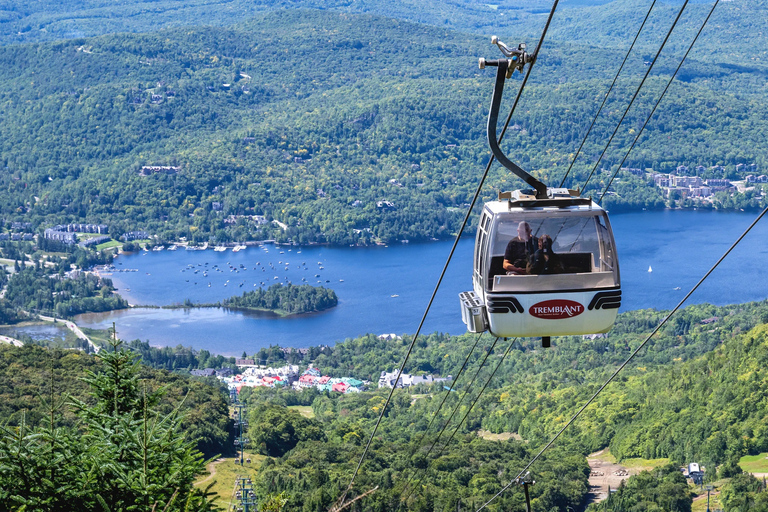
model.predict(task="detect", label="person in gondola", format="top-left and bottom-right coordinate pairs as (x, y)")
top-left (503, 221), bottom-right (538, 275)
top-left (527, 234), bottom-right (563, 275)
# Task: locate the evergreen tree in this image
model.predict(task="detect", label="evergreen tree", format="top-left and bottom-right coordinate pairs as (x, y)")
top-left (0, 339), bottom-right (216, 511)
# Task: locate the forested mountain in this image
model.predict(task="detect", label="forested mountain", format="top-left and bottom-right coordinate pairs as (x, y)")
top-left (3, 300), bottom-right (768, 509)
top-left (221, 300), bottom-right (768, 510)
top-left (1, 0), bottom-right (765, 71)
top-left (0, 6), bottom-right (766, 245)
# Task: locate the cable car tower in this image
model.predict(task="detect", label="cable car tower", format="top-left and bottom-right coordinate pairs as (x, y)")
top-left (232, 389), bottom-right (249, 466)
top-left (460, 38), bottom-right (622, 346)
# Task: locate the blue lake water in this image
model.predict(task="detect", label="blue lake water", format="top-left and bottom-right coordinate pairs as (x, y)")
top-left (75, 210), bottom-right (768, 355)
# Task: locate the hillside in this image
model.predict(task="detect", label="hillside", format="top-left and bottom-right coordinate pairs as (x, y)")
top-left (2, 0), bottom-right (766, 73)
top-left (4, 300), bottom-right (768, 509)
top-left (0, 343), bottom-right (232, 458)
top-left (0, 8), bottom-right (767, 245)
top-left (208, 300), bottom-right (768, 510)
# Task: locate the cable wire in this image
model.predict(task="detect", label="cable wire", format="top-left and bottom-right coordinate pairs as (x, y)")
top-left (391, 332), bottom-right (486, 511)
top-left (471, 4), bottom-right (730, 507)
top-left (411, 332), bottom-right (484, 449)
top-left (579, 0), bottom-right (690, 194)
top-left (434, 337), bottom-right (517, 457)
top-left (396, 336), bottom-right (503, 510)
top-left (475, 193), bottom-right (767, 512)
top-left (598, 0), bottom-right (722, 204)
top-left (559, 0), bottom-right (658, 189)
top-left (336, 0), bottom-right (560, 499)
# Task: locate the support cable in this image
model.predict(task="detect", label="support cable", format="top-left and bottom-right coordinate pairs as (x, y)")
top-left (579, 0), bottom-right (689, 194)
top-left (559, 0), bottom-right (658, 189)
top-left (337, 0), bottom-right (560, 504)
top-left (399, 336), bottom-right (518, 509)
top-left (406, 333), bottom-right (484, 457)
top-left (598, 0), bottom-right (722, 204)
top-left (475, 201), bottom-right (768, 512)
top-left (391, 333), bottom-right (485, 511)
top-left (396, 336), bottom-right (503, 510)
top-left (434, 337), bottom-right (516, 456)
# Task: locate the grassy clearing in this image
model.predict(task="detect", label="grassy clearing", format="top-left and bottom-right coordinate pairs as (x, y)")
top-left (740, 452), bottom-right (768, 473)
top-left (288, 405), bottom-right (315, 418)
top-left (80, 326), bottom-right (115, 346)
top-left (588, 448), bottom-right (668, 471)
top-left (620, 456), bottom-right (670, 471)
top-left (588, 448), bottom-right (617, 463)
top-left (95, 240), bottom-right (122, 250)
top-left (476, 429), bottom-right (521, 442)
top-left (195, 452), bottom-right (266, 507)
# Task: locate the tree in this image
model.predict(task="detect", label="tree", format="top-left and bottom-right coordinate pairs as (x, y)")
top-left (0, 338), bottom-right (216, 512)
top-left (248, 403), bottom-right (326, 457)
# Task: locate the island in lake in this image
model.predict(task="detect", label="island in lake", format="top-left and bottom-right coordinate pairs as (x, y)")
top-left (221, 283), bottom-right (338, 316)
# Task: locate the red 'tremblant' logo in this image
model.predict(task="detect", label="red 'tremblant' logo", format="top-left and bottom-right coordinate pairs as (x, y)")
top-left (529, 299), bottom-right (584, 320)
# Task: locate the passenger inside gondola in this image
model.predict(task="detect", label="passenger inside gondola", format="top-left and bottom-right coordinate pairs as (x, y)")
top-left (488, 213), bottom-right (619, 290)
top-left (503, 221), bottom-right (538, 275)
top-left (527, 234), bottom-right (563, 275)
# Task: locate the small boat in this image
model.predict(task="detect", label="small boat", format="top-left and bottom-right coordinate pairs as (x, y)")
top-left (648, 266), bottom-right (653, 273)
top-left (674, 286), bottom-right (681, 290)
top-left (391, 294), bottom-right (399, 298)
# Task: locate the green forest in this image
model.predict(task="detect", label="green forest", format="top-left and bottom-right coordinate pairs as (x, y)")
top-left (1, 0), bottom-right (768, 510)
top-left (0, 4), bottom-right (766, 246)
top-left (222, 283), bottom-right (338, 315)
top-left (3, 299), bottom-right (768, 510)
top-left (229, 300), bottom-right (768, 510)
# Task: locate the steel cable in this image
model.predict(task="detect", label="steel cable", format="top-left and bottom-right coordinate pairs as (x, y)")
top-left (396, 336), bottom-right (503, 510)
top-left (336, 0), bottom-right (559, 499)
top-left (579, 0), bottom-right (690, 194)
top-left (559, 0), bottom-right (658, 189)
top-left (598, 0), bottom-right (722, 204)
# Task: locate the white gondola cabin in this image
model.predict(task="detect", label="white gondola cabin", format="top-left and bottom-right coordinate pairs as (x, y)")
top-left (461, 39), bottom-right (622, 344)
top-left (460, 189), bottom-right (621, 341)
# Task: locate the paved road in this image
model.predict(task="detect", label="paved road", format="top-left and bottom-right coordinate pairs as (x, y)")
top-left (0, 335), bottom-right (23, 347)
top-left (37, 315), bottom-right (100, 353)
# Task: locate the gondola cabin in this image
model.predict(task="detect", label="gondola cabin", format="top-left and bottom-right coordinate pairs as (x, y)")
top-left (460, 188), bottom-right (621, 340)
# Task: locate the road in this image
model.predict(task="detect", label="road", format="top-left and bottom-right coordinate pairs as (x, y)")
top-left (0, 335), bottom-right (24, 347)
top-left (586, 450), bottom-right (637, 504)
top-left (37, 314), bottom-right (101, 353)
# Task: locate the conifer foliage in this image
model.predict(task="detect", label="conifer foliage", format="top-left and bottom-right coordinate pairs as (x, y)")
top-left (0, 339), bottom-right (216, 512)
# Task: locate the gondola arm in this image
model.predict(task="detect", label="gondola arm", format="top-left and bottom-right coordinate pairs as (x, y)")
top-left (481, 56), bottom-right (548, 199)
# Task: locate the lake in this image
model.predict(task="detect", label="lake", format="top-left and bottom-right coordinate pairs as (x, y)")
top-left (74, 210), bottom-right (768, 355)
